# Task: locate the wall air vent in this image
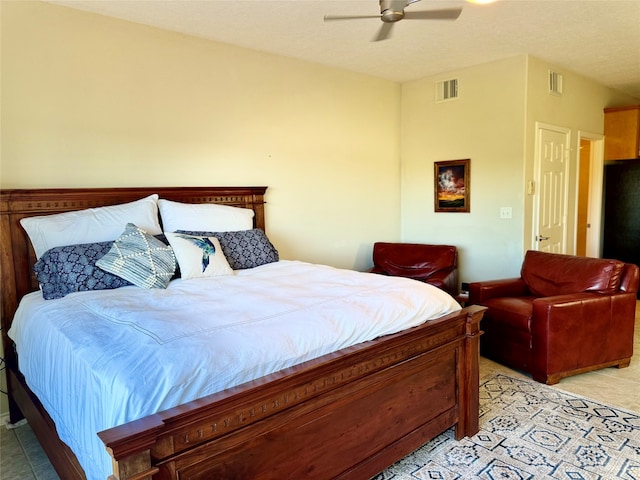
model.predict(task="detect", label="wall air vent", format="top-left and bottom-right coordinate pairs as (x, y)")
top-left (549, 71), bottom-right (563, 95)
top-left (436, 78), bottom-right (459, 102)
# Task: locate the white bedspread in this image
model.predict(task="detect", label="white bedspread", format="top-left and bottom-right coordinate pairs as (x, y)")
top-left (9, 260), bottom-right (460, 480)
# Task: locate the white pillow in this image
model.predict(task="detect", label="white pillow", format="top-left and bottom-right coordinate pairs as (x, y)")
top-left (158, 199), bottom-right (254, 233)
top-left (165, 232), bottom-right (233, 280)
top-left (20, 194), bottom-right (161, 259)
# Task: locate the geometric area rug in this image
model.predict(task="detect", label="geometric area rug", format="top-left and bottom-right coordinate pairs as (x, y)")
top-left (374, 373), bottom-right (640, 480)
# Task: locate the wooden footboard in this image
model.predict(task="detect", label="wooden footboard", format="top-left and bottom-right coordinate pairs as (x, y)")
top-left (100, 305), bottom-right (484, 480)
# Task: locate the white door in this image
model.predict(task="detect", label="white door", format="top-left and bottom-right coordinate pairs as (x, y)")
top-left (534, 123), bottom-right (571, 253)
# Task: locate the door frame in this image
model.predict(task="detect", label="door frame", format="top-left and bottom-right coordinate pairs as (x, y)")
top-left (575, 130), bottom-right (604, 257)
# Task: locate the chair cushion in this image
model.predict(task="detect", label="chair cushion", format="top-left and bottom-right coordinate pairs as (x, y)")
top-left (521, 250), bottom-right (624, 297)
top-left (483, 296), bottom-right (534, 332)
top-left (372, 242), bottom-right (456, 279)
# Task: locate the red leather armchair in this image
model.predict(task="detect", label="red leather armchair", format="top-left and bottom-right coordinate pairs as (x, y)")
top-left (370, 242), bottom-right (458, 297)
top-left (469, 250), bottom-right (639, 385)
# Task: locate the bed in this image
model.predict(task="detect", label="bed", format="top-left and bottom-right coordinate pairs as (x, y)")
top-left (0, 186), bottom-right (485, 480)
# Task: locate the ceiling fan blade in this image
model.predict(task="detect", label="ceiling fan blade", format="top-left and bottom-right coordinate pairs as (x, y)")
top-left (389, 0), bottom-right (412, 10)
top-left (373, 22), bottom-right (394, 42)
top-left (324, 14), bottom-right (380, 22)
top-left (403, 8), bottom-right (463, 20)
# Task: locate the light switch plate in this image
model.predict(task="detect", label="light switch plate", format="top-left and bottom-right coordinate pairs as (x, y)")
top-left (500, 207), bottom-right (512, 219)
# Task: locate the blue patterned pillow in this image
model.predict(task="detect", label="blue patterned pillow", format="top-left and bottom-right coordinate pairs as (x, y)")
top-left (34, 234), bottom-right (176, 300)
top-left (35, 241), bottom-right (133, 300)
top-left (176, 229), bottom-right (278, 270)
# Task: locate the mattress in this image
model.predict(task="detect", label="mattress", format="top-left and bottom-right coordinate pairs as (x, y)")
top-left (9, 260), bottom-right (460, 480)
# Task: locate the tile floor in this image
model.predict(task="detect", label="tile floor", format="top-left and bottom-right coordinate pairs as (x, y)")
top-left (2, 302), bottom-right (639, 479)
top-left (0, 420), bottom-right (59, 480)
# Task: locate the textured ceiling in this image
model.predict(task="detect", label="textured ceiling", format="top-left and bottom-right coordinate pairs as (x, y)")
top-left (48, 0), bottom-right (640, 99)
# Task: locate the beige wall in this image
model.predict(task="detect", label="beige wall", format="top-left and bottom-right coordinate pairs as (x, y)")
top-left (400, 56), bottom-right (528, 283)
top-left (0, 0), bottom-right (402, 270)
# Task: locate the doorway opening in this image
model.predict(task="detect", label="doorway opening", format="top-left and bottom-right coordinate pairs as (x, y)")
top-left (576, 132), bottom-right (604, 258)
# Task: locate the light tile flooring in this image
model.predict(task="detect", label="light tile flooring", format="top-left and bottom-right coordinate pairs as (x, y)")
top-left (2, 302), bottom-right (639, 479)
top-left (0, 420), bottom-right (59, 480)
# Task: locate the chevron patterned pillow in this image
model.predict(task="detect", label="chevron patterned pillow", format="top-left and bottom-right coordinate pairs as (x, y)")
top-left (97, 223), bottom-right (176, 289)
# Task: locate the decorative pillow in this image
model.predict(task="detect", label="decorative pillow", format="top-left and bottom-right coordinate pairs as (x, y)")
top-left (96, 223), bottom-right (176, 289)
top-left (176, 229), bottom-right (278, 270)
top-left (165, 232), bottom-right (233, 280)
top-left (34, 241), bottom-right (133, 300)
top-left (20, 194), bottom-right (161, 259)
top-left (158, 199), bottom-right (254, 233)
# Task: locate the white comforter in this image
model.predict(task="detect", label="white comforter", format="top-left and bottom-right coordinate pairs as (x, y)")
top-left (9, 260), bottom-right (460, 480)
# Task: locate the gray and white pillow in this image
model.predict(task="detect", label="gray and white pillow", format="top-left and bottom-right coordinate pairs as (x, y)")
top-left (97, 223), bottom-right (176, 289)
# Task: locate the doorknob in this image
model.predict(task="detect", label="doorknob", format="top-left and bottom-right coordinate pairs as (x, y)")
top-left (537, 235), bottom-right (549, 241)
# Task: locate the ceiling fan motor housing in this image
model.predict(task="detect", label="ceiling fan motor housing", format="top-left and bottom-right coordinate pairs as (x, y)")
top-left (380, 0), bottom-right (405, 22)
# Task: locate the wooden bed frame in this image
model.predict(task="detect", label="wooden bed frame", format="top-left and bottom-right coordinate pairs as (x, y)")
top-left (0, 186), bottom-right (485, 480)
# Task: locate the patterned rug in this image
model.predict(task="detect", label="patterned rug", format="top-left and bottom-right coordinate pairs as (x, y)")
top-left (375, 373), bottom-right (640, 480)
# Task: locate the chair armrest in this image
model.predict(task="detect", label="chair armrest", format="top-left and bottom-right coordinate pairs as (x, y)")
top-left (530, 292), bottom-right (637, 377)
top-left (425, 268), bottom-right (459, 297)
top-left (468, 278), bottom-right (527, 304)
top-left (531, 291), bottom-right (637, 334)
top-left (620, 263), bottom-right (640, 293)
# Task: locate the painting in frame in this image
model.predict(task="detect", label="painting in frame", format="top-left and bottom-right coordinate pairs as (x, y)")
top-left (434, 159), bottom-right (470, 212)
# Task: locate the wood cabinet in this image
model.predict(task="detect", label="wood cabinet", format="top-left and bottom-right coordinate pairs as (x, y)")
top-left (604, 105), bottom-right (640, 160)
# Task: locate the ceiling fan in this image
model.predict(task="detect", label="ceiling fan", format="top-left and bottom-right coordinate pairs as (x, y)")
top-left (324, 0), bottom-right (463, 42)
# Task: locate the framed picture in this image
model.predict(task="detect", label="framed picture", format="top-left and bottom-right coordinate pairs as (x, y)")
top-left (434, 159), bottom-right (470, 212)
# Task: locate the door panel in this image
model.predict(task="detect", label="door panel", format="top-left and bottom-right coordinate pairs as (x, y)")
top-left (535, 125), bottom-right (570, 253)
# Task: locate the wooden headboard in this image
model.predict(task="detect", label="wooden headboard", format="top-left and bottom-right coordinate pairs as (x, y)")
top-left (0, 186), bottom-right (267, 365)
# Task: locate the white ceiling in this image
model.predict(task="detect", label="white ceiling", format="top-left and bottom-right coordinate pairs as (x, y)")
top-left (48, 0), bottom-right (640, 99)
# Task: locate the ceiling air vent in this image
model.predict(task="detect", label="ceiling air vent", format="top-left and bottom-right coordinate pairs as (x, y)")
top-left (549, 71), bottom-right (563, 95)
top-left (436, 78), bottom-right (459, 102)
